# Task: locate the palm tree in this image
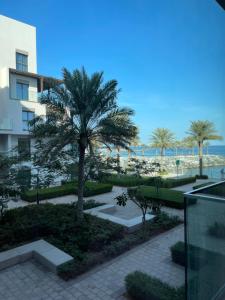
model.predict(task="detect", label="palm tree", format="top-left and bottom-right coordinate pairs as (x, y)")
top-left (31, 67), bottom-right (137, 221)
top-left (150, 128), bottom-right (175, 157)
top-left (187, 120), bottom-right (223, 176)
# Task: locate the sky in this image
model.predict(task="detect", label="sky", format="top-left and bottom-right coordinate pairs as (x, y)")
top-left (1, 0), bottom-right (225, 144)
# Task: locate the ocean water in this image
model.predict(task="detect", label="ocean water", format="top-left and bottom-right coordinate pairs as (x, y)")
top-left (103, 145), bottom-right (225, 179)
top-left (109, 145), bottom-right (225, 157)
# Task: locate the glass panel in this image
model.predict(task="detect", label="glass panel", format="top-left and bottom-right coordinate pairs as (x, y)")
top-left (22, 111), bottom-right (28, 121)
top-left (186, 185), bottom-right (225, 300)
top-left (28, 112), bottom-right (34, 121)
top-left (22, 120), bottom-right (28, 131)
top-left (16, 83), bottom-right (23, 99)
top-left (22, 84), bottom-right (29, 100)
top-left (16, 53), bottom-right (28, 72)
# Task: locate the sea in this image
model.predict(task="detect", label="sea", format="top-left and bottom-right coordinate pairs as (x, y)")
top-left (104, 145), bottom-right (225, 180)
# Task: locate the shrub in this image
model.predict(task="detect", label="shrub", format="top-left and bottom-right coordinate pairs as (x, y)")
top-left (192, 182), bottom-right (214, 190)
top-left (208, 222), bottom-right (225, 239)
top-left (160, 176), bottom-right (196, 188)
top-left (138, 186), bottom-right (193, 209)
top-left (195, 175), bottom-right (208, 179)
top-left (102, 174), bottom-right (157, 187)
top-left (170, 241), bottom-right (207, 270)
top-left (0, 203), bottom-right (123, 252)
top-left (125, 271), bottom-right (185, 300)
top-left (21, 181), bottom-right (113, 202)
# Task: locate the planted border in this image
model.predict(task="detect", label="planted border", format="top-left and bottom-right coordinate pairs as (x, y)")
top-left (21, 181), bottom-right (113, 202)
top-left (125, 271), bottom-right (185, 300)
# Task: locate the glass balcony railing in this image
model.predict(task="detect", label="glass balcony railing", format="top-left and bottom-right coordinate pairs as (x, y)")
top-left (0, 118), bottom-right (13, 130)
top-left (185, 181), bottom-right (225, 300)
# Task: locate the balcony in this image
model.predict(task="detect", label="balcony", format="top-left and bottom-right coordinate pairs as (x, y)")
top-left (0, 118), bottom-right (13, 131)
top-left (185, 181), bottom-right (225, 300)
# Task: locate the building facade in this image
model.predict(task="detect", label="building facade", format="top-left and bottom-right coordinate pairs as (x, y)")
top-left (0, 15), bottom-right (46, 155)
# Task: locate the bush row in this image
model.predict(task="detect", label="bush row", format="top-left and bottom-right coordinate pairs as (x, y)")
top-left (138, 186), bottom-right (197, 209)
top-left (102, 174), bottom-right (157, 187)
top-left (125, 271), bottom-right (185, 300)
top-left (21, 181), bottom-right (113, 202)
top-left (160, 176), bottom-right (196, 188)
top-left (102, 174), bottom-right (196, 188)
top-left (170, 241), bottom-right (208, 270)
top-left (192, 182), bottom-right (214, 190)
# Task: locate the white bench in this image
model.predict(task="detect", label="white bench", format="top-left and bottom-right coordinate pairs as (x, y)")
top-left (0, 239), bottom-right (74, 273)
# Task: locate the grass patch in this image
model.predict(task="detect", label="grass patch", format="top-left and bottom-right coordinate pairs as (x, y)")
top-left (138, 186), bottom-right (196, 209)
top-left (125, 271), bottom-right (185, 300)
top-left (21, 181), bottom-right (113, 202)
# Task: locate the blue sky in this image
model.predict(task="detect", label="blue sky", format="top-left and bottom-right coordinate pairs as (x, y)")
top-left (1, 0), bottom-right (225, 144)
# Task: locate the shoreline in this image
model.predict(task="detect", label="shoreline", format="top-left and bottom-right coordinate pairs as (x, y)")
top-left (118, 154), bottom-right (225, 172)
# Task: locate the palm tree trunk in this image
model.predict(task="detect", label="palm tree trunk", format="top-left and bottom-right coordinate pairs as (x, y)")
top-left (198, 141), bottom-right (203, 176)
top-left (77, 143), bottom-right (85, 221)
top-left (160, 147), bottom-right (164, 157)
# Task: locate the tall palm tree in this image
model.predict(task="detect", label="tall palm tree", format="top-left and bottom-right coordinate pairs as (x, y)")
top-left (150, 128), bottom-right (175, 157)
top-left (31, 67), bottom-right (137, 221)
top-left (187, 120), bottom-right (223, 176)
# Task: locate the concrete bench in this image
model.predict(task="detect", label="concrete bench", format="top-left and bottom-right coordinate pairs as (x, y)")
top-left (0, 239), bottom-right (74, 273)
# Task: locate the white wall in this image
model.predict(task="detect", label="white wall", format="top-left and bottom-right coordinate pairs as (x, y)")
top-left (0, 15), bottom-right (46, 141)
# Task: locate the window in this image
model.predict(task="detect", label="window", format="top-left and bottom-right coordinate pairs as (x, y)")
top-left (18, 138), bottom-right (31, 160)
top-left (22, 110), bottom-right (34, 131)
top-left (16, 52), bottom-right (28, 72)
top-left (16, 82), bottom-right (29, 100)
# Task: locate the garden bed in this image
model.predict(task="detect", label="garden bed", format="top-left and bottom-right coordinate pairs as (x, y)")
top-left (0, 203), bottom-right (181, 280)
top-left (125, 271), bottom-right (185, 300)
top-left (138, 186), bottom-right (196, 209)
top-left (21, 181), bottom-right (113, 202)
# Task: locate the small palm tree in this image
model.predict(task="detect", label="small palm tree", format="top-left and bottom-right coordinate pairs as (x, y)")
top-left (187, 120), bottom-right (223, 176)
top-left (150, 128), bottom-right (175, 157)
top-left (31, 67), bottom-right (137, 221)
top-left (182, 136), bottom-right (196, 155)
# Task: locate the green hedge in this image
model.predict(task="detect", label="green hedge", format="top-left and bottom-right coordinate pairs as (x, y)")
top-left (125, 271), bottom-right (185, 300)
top-left (102, 174), bottom-right (157, 187)
top-left (138, 186), bottom-right (196, 209)
top-left (170, 241), bottom-right (207, 270)
top-left (21, 181), bottom-right (113, 202)
top-left (193, 182), bottom-right (214, 190)
top-left (160, 176), bottom-right (196, 188)
top-left (195, 175), bottom-right (208, 179)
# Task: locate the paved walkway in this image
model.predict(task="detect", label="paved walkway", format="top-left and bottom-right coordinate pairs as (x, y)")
top-left (0, 225), bottom-right (184, 300)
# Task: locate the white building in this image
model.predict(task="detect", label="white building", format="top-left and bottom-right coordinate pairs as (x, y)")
top-left (0, 15), bottom-right (48, 156)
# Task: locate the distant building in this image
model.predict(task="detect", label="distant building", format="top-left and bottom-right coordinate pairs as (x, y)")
top-left (0, 15), bottom-right (49, 156)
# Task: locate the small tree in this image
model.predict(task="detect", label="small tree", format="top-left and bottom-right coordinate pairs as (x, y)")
top-left (115, 188), bottom-right (161, 226)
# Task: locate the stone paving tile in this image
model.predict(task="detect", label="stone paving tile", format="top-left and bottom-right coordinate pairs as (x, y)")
top-left (0, 225), bottom-right (184, 299)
